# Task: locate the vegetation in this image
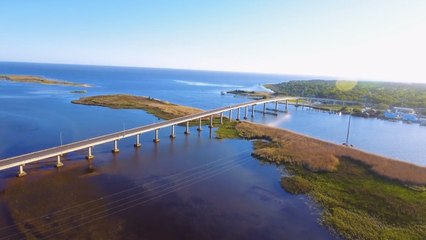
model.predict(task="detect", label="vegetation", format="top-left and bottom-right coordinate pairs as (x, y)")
top-left (226, 90), bottom-right (272, 99)
top-left (265, 80), bottom-right (426, 108)
top-left (72, 94), bottom-right (203, 120)
top-left (72, 94), bottom-right (226, 126)
top-left (0, 74), bottom-right (89, 87)
top-left (221, 121), bottom-right (426, 239)
top-left (236, 121), bottom-right (426, 184)
top-left (282, 160), bottom-right (426, 240)
top-left (216, 121), bottom-right (240, 139)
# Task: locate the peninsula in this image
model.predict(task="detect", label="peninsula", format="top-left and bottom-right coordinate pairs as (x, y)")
top-left (265, 80), bottom-right (426, 109)
top-left (218, 121), bottom-right (426, 240)
top-left (0, 74), bottom-right (89, 87)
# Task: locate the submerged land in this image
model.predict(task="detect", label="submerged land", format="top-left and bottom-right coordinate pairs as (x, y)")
top-left (0, 74), bottom-right (89, 87)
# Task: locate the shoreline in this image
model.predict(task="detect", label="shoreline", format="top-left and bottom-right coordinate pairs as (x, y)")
top-left (217, 120), bottom-right (426, 239)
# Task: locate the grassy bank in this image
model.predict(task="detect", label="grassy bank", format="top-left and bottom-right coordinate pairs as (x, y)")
top-left (219, 121), bottom-right (426, 239)
top-left (0, 74), bottom-right (89, 87)
top-left (72, 94), bottom-right (203, 120)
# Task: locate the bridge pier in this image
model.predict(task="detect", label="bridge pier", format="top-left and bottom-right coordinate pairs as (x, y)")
top-left (153, 129), bottom-right (160, 143)
top-left (285, 100), bottom-right (288, 112)
top-left (184, 121), bottom-right (190, 135)
top-left (244, 106), bottom-right (248, 119)
top-left (170, 125), bottom-right (176, 138)
top-left (17, 164), bottom-right (27, 177)
top-left (112, 140), bottom-right (120, 153)
top-left (228, 110), bottom-right (233, 121)
top-left (197, 118), bottom-right (202, 131)
top-left (274, 101), bottom-right (278, 112)
top-left (220, 112), bottom-right (224, 124)
top-left (251, 104), bottom-right (255, 117)
top-left (209, 115), bottom-right (213, 128)
top-left (236, 108), bottom-right (241, 121)
top-left (86, 146), bottom-right (94, 160)
top-left (56, 155), bottom-right (64, 168)
top-left (263, 103), bottom-right (266, 114)
top-left (134, 134), bottom-right (142, 147)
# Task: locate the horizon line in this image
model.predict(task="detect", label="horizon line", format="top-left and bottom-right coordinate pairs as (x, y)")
top-left (0, 60), bottom-right (423, 84)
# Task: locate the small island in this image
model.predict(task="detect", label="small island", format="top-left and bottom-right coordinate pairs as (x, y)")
top-left (72, 94), bottom-right (203, 120)
top-left (226, 90), bottom-right (272, 99)
top-left (0, 74), bottom-right (90, 87)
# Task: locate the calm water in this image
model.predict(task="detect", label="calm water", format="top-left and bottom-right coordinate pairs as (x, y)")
top-left (0, 62), bottom-right (424, 239)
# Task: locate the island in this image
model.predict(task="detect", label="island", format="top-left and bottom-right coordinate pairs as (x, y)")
top-left (0, 74), bottom-right (90, 87)
top-left (72, 94), bottom-right (203, 120)
top-left (226, 90), bottom-right (272, 99)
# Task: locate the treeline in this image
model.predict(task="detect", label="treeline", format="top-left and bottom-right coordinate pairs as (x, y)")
top-left (265, 80), bottom-right (426, 108)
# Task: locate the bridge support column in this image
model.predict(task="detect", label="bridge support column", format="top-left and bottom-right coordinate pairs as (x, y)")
top-left (209, 115), bottom-right (213, 128)
top-left (170, 125), bottom-right (176, 138)
top-left (197, 118), bottom-right (202, 131)
top-left (220, 112), bottom-right (224, 124)
top-left (112, 140), bottom-right (120, 153)
top-left (184, 121), bottom-right (190, 135)
top-left (274, 101), bottom-right (278, 112)
top-left (17, 164), bottom-right (27, 177)
top-left (285, 100), bottom-right (288, 112)
top-left (86, 146), bottom-right (94, 160)
top-left (251, 105), bottom-right (255, 117)
top-left (263, 103), bottom-right (266, 114)
top-left (153, 129), bottom-right (160, 143)
top-left (56, 155), bottom-right (64, 168)
top-left (244, 106), bottom-right (248, 119)
top-left (229, 110), bottom-right (232, 121)
top-left (236, 108), bottom-right (241, 121)
top-left (134, 134), bottom-right (142, 147)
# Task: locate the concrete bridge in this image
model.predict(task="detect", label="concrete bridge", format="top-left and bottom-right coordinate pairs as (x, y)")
top-left (0, 97), bottom-right (297, 177)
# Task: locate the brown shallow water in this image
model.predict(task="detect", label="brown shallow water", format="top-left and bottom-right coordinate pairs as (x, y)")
top-left (0, 129), bottom-right (336, 239)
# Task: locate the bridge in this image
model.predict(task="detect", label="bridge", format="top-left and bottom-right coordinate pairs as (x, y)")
top-left (0, 97), bottom-right (297, 177)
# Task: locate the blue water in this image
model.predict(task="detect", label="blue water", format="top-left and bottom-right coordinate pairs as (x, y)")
top-left (1, 62), bottom-right (424, 165)
top-left (0, 61), bottom-right (423, 239)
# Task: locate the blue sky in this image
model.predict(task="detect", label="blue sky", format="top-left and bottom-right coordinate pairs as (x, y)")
top-left (1, 0), bottom-right (425, 82)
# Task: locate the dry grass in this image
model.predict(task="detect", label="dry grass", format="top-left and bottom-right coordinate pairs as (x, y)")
top-left (72, 94), bottom-right (203, 120)
top-left (0, 74), bottom-right (88, 87)
top-left (236, 121), bottom-right (426, 185)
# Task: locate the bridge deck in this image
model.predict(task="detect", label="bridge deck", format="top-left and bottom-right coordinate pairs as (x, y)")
top-left (0, 97), bottom-right (295, 171)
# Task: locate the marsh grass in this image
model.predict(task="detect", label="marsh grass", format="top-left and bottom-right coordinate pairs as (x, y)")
top-left (221, 121), bottom-right (426, 239)
top-left (236, 121), bottom-right (426, 185)
top-left (284, 160), bottom-right (426, 240)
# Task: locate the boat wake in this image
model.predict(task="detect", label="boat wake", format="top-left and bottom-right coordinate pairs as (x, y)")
top-left (174, 80), bottom-right (243, 88)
